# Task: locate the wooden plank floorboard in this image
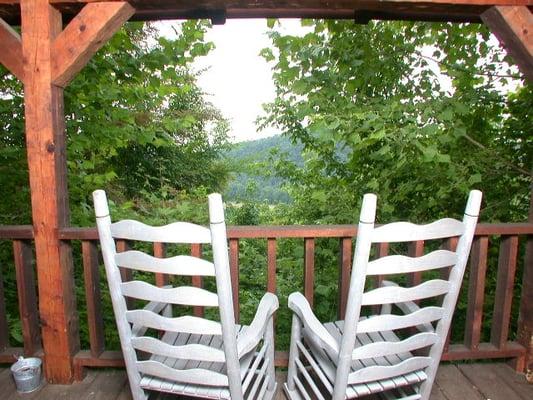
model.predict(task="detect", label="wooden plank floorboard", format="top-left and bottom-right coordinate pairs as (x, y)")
top-left (458, 363), bottom-right (533, 400)
top-left (434, 364), bottom-right (485, 400)
top-left (16, 370), bottom-right (98, 400)
top-left (1, 363), bottom-right (532, 399)
top-left (489, 363), bottom-right (533, 399)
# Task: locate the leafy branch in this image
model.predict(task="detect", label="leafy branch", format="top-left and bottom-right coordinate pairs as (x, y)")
top-left (414, 50), bottom-right (521, 80)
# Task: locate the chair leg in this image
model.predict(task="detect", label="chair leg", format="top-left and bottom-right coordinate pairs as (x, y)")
top-left (126, 369), bottom-right (149, 400)
top-left (286, 314), bottom-right (302, 391)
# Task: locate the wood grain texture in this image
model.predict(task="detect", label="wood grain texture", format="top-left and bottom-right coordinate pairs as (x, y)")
top-left (153, 242), bottom-right (168, 287)
top-left (464, 236), bottom-right (488, 350)
top-left (491, 235), bottom-right (519, 348)
top-left (13, 240), bottom-right (41, 356)
top-left (21, 0), bottom-right (79, 383)
top-left (190, 243), bottom-right (204, 318)
top-left (229, 238), bottom-right (240, 322)
top-left (0, 17), bottom-right (23, 80)
top-left (516, 190), bottom-right (533, 374)
top-left (2, 0), bottom-right (533, 26)
top-left (338, 237), bottom-right (352, 319)
top-left (303, 238), bottom-right (315, 308)
top-left (51, 2), bottom-right (134, 87)
top-left (57, 223), bottom-right (533, 241)
top-left (0, 257), bottom-right (8, 351)
top-left (267, 238), bottom-right (277, 294)
top-left (82, 240), bottom-right (104, 358)
top-left (482, 6), bottom-right (533, 81)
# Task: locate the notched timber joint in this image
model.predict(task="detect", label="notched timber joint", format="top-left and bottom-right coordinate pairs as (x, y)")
top-left (51, 2), bottom-right (135, 87)
top-left (0, 18), bottom-right (23, 81)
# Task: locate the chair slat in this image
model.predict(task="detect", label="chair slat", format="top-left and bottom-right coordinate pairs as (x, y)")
top-left (115, 250), bottom-right (215, 276)
top-left (367, 250), bottom-right (457, 276)
top-left (361, 280), bottom-right (450, 305)
top-left (121, 281), bottom-right (218, 307)
top-left (126, 310), bottom-right (222, 335)
top-left (371, 218), bottom-right (464, 243)
top-left (352, 332), bottom-right (438, 360)
top-left (131, 336), bottom-right (225, 362)
top-left (347, 356), bottom-right (431, 385)
top-left (136, 360), bottom-right (229, 386)
top-left (357, 307), bottom-right (443, 333)
top-left (111, 220), bottom-right (211, 243)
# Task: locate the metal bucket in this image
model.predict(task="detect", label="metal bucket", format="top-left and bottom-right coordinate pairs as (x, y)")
top-left (10, 357), bottom-right (43, 393)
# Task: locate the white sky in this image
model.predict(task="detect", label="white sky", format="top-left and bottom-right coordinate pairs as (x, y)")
top-left (159, 19), bottom-right (307, 143)
top-left (157, 20), bottom-right (518, 143)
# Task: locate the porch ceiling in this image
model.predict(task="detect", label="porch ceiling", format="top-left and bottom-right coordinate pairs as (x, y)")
top-left (0, 0), bottom-right (532, 25)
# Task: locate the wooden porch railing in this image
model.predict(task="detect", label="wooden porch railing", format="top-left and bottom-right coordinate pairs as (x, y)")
top-left (0, 223), bottom-right (532, 377)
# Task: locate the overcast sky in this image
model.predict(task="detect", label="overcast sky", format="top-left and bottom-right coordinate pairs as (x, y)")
top-left (160, 19), bottom-right (307, 143)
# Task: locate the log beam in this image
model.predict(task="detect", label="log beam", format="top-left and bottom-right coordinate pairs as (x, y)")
top-left (0, 17), bottom-right (23, 80)
top-left (481, 6), bottom-right (533, 81)
top-left (20, 0), bottom-right (78, 383)
top-left (52, 2), bottom-right (134, 87)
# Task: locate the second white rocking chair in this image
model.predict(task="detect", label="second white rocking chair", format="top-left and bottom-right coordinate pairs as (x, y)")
top-left (94, 191), bottom-right (279, 400)
top-left (284, 190), bottom-right (482, 400)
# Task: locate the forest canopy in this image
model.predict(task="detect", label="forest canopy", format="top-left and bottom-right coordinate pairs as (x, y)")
top-left (257, 19), bottom-right (531, 225)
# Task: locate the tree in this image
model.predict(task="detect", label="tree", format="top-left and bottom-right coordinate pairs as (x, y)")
top-left (0, 21), bottom-right (230, 225)
top-left (261, 20), bottom-right (531, 224)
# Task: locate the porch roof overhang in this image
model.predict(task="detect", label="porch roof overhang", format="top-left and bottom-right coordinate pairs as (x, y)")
top-left (0, 0), bottom-right (532, 25)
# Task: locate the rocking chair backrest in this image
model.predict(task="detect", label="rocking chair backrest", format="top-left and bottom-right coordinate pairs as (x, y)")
top-left (333, 190), bottom-right (482, 399)
top-left (93, 190), bottom-right (242, 399)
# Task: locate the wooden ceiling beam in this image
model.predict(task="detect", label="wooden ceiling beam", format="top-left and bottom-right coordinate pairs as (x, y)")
top-left (51, 1), bottom-right (134, 87)
top-left (0, 17), bottom-right (23, 80)
top-left (482, 6), bottom-right (533, 81)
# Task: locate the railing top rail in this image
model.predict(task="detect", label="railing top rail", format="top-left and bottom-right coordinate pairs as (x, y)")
top-left (1, 223), bottom-right (533, 241)
top-left (0, 225), bottom-right (33, 239)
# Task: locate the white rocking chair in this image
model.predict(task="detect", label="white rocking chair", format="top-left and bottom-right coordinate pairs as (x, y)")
top-left (93, 191), bottom-right (279, 400)
top-left (284, 190), bottom-right (482, 400)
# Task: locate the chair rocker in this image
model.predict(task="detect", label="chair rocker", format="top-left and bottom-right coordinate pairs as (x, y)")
top-left (93, 191), bottom-right (279, 400)
top-left (284, 190), bottom-right (482, 400)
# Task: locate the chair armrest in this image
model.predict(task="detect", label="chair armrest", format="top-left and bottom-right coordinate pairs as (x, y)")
top-left (237, 292), bottom-right (279, 358)
top-left (380, 280), bottom-right (434, 333)
top-left (288, 292), bottom-right (339, 355)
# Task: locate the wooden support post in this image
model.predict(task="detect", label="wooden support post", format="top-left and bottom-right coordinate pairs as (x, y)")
top-left (516, 185), bottom-right (533, 377)
top-left (21, 0), bottom-right (78, 383)
top-left (0, 18), bottom-right (23, 81)
top-left (20, 0), bottom-right (133, 383)
top-left (481, 6), bottom-right (533, 82)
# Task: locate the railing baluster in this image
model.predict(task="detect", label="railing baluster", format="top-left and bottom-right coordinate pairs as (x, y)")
top-left (153, 242), bottom-right (168, 287)
top-left (116, 240), bottom-right (133, 309)
top-left (304, 238), bottom-right (315, 308)
top-left (229, 239), bottom-right (240, 323)
top-left (407, 240), bottom-right (424, 287)
top-left (338, 237), bottom-right (352, 319)
top-left (372, 242), bottom-right (389, 314)
top-left (267, 238), bottom-right (277, 294)
top-left (464, 236), bottom-right (488, 350)
top-left (13, 239), bottom-right (40, 356)
top-left (441, 237), bottom-right (457, 354)
top-left (81, 240), bottom-right (104, 358)
top-left (0, 254), bottom-right (9, 351)
top-left (491, 235), bottom-right (519, 349)
top-left (191, 244), bottom-right (204, 317)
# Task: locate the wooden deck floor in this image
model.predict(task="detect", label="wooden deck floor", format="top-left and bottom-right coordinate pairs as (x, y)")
top-left (1, 363), bottom-right (532, 399)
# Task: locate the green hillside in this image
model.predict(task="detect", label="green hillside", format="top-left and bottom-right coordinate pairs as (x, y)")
top-left (223, 135), bottom-right (302, 203)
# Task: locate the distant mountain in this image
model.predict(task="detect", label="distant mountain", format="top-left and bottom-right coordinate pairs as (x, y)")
top-left (223, 135), bottom-right (303, 203)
